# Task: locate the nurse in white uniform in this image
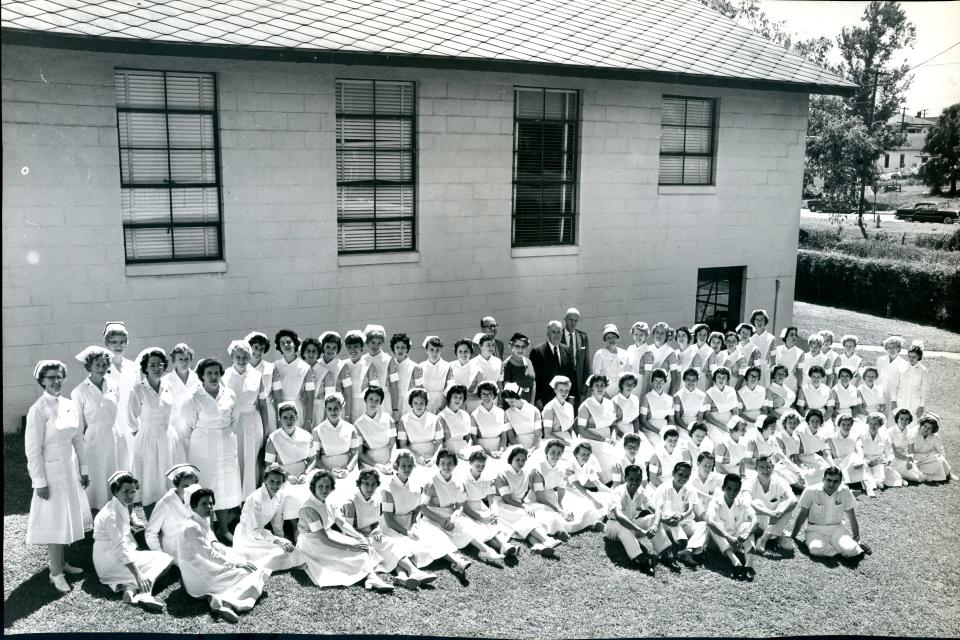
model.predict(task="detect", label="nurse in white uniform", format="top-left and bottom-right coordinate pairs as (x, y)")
top-left (145, 463), bottom-right (200, 561)
top-left (183, 358), bottom-right (242, 541)
top-left (592, 324), bottom-right (629, 399)
top-left (896, 343), bottom-right (929, 419)
top-left (161, 343), bottom-right (202, 456)
top-left (419, 336), bottom-right (453, 413)
top-left (273, 329), bottom-right (314, 429)
top-left (178, 486), bottom-right (270, 624)
top-left (770, 327), bottom-right (803, 394)
top-left (103, 322), bottom-right (138, 470)
top-left (470, 334), bottom-right (504, 413)
top-left (72, 345), bottom-right (127, 511)
top-left (246, 332), bottom-right (278, 437)
top-left (233, 463), bottom-right (304, 571)
top-left (577, 374), bottom-right (623, 480)
top-left (748, 310), bottom-right (776, 386)
top-left (92, 471), bottom-right (173, 612)
top-left (25, 360), bottom-right (91, 593)
top-left (311, 393), bottom-right (362, 503)
top-left (876, 336), bottom-right (908, 419)
top-left (389, 333), bottom-right (421, 418)
top-left (128, 347), bottom-right (179, 517)
top-left (222, 340), bottom-right (269, 499)
top-left (704, 367), bottom-right (741, 446)
top-left (362, 325), bottom-right (396, 418)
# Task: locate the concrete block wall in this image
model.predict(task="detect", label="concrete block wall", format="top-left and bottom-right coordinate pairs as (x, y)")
top-left (2, 44), bottom-right (806, 431)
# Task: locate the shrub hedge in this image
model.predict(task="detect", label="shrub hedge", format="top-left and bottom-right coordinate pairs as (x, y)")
top-left (796, 249), bottom-right (960, 331)
top-left (915, 228), bottom-right (960, 252)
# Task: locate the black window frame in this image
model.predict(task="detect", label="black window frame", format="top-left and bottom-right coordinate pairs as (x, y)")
top-left (114, 67), bottom-right (224, 264)
top-left (695, 266), bottom-right (745, 332)
top-left (511, 86), bottom-right (580, 248)
top-left (335, 78), bottom-right (418, 255)
top-left (658, 95), bottom-right (718, 186)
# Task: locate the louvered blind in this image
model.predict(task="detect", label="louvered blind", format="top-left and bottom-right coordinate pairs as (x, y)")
top-left (336, 79), bottom-right (416, 254)
top-left (658, 96), bottom-right (717, 186)
top-left (512, 88), bottom-right (579, 247)
top-left (114, 69), bottom-right (223, 263)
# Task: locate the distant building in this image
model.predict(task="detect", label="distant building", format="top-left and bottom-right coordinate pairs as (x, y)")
top-left (878, 113), bottom-right (937, 175)
top-left (1, 0), bottom-right (852, 431)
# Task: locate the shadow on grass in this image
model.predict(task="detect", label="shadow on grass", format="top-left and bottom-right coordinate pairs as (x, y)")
top-left (4, 434), bottom-right (32, 516)
top-left (2, 568), bottom-right (71, 629)
top-left (792, 538), bottom-right (865, 570)
top-left (601, 537), bottom-right (651, 572)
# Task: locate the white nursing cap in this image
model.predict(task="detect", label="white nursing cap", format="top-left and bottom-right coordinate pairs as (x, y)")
top-left (472, 332), bottom-right (486, 344)
top-left (602, 323), bottom-right (620, 338)
top-left (136, 347), bottom-right (166, 364)
top-left (244, 331), bottom-right (268, 343)
top-left (33, 359), bottom-right (66, 379)
top-left (565, 307), bottom-right (581, 318)
top-left (318, 331), bottom-right (341, 343)
top-left (324, 392), bottom-right (346, 406)
top-left (422, 335), bottom-right (440, 348)
top-left (165, 463), bottom-right (200, 482)
top-left (102, 321), bottom-right (127, 337)
top-left (75, 345), bottom-right (113, 363)
top-left (549, 375), bottom-right (572, 389)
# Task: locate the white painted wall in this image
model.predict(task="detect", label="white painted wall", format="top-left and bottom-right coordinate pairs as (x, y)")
top-left (2, 44), bottom-right (806, 431)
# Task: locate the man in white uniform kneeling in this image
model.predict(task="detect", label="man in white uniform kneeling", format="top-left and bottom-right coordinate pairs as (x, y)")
top-left (790, 466), bottom-right (872, 560)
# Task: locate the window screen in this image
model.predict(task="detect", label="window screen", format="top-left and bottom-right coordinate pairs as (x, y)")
top-left (115, 69), bottom-right (223, 263)
top-left (512, 87), bottom-right (579, 247)
top-left (659, 96), bottom-right (717, 186)
top-left (336, 79), bottom-right (416, 254)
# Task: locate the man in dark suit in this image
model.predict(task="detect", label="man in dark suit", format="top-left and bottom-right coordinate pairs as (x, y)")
top-left (481, 316), bottom-right (505, 360)
top-left (560, 307), bottom-right (590, 409)
top-left (530, 320), bottom-right (575, 410)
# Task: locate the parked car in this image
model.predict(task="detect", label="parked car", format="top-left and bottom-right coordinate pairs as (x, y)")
top-left (894, 202), bottom-right (959, 224)
top-left (806, 198), bottom-right (857, 214)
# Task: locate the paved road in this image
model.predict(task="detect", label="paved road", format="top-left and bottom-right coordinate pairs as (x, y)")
top-left (801, 209), bottom-right (895, 220)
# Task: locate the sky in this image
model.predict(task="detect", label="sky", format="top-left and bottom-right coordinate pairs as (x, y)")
top-left (759, 0), bottom-right (960, 117)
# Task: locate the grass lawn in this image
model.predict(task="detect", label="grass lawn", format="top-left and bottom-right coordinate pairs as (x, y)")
top-left (5, 309), bottom-right (960, 636)
top-left (794, 301), bottom-right (960, 353)
top-left (801, 215), bottom-right (958, 244)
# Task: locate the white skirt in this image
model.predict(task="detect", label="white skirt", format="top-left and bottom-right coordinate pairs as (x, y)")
top-left (236, 410), bottom-right (265, 499)
top-left (93, 541), bottom-right (172, 591)
top-left (381, 514), bottom-right (458, 568)
top-left (27, 455), bottom-right (91, 545)
top-left (493, 500), bottom-right (539, 539)
top-left (85, 422), bottom-right (129, 510)
top-left (297, 529), bottom-right (377, 587)
top-left (180, 555), bottom-right (269, 611)
top-left (188, 428), bottom-right (242, 510)
top-left (132, 423), bottom-right (181, 506)
top-left (233, 525), bottom-right (304, 571)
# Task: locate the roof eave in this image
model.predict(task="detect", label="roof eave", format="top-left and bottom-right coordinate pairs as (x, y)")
top-left (0, 28), bottom-right (857, 96)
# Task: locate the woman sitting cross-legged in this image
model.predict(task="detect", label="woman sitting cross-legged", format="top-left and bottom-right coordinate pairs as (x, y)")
top-left (177, 487), bottom-right (270, 624)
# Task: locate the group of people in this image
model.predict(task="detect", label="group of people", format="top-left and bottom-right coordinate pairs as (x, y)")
top-left (23, 309), bottom-right (953, 622)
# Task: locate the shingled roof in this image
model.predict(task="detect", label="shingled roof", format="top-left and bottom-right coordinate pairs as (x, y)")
top-left (0, 0), bottom-right (854, 94)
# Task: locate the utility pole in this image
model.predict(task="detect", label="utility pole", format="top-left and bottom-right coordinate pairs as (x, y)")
top-left (857, 68), bottom-right (879, 239)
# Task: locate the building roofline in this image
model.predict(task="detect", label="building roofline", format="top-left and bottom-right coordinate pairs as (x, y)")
top-left (1, 28), bottom-right (856, 97)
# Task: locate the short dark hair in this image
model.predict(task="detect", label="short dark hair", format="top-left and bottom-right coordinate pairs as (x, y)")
top-left (722, 473), bottom-right (742, 489)
top-left (623, 433), bottom-right (642, 447)
top-left (808, 365), bottom-right (827, 378)
top-left (344, 334), bottom-right (364, 348)
top-left (190, 487), bottom-right (215, 509)
top-left (195, 358), bottom-right (225, 378)
top-left (453, 339), bottom-right (475, 356)
top-left (110, 472), bottom-right (139, 496)
top-left (689, 422), bottom-right (708, 436)
top-left (356, 468), bottom-right (381, 487)
top-left (696, 451), bottom-right (714, 465)
top-left (246, 334), bottom-right (270, 353)
top-left (672, 461), bottom-right (692, 476)
top-left (682, 367), bottom-right (700, 381)
top-left (744, 366), bottom-right (761, 380)
top-left (299, 338), bottom-right (321, 358)
top-left (823, 466), bottom-right (843, 480)
top-left (544, 439), bottom-right (566, 454)
top-left (320, 333), bottom-right (343, 352)
top-left (507, 446), bottom-right (529, 464)
top-left (435, 448), bottom-right (458, 466)
top-left (364, 385), bottom-right (385, 402)
top-left (407, 388), bottom-right (429, 404)
top-left (662, 428), bottom-right (680, 441)
top-left (390, 333), bottom-right (411, 351)
top-left (274, 329), bottom-right (301, 352)
top-left (573, 442), bottom-right (593, 457)
top-left (445, 384), bottom-right (468, 403)
top-left (138, 349), bottom-right (168, 374)
top-left (310, 469), bottom-right (336, 494)
top-left (623, 464), bottom-right (643, 479)
top-left (651, 369), bottom-right (668, 383)
top-left (468, 449), bottom-right (488, 464)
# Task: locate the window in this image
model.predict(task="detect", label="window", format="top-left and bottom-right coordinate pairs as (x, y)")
top-left (114, 69), bottom-right (223, 263)
top-left (336, 79), bottom-right (416, 254)
top-left (659, 96), bottom-right (717, 185)
top-left (695, 267), bottom-right (744, 331)
top-left (884, 154), bottom-right (890, 168)
top-left (512, 87), bottom-right (579, 247)
top-left (899, 154), bottom-right (906, 168)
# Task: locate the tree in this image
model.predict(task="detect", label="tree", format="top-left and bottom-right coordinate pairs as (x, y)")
top-left (919, 103), bottom-right (960, 196)
top-left (837, 1), bottom-right (915, 237)
top-left (700, 0), bottom-right (792, 47)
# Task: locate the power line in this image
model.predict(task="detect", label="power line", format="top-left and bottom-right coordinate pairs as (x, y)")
top-left (908, 41), bottom-right (960, 71)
